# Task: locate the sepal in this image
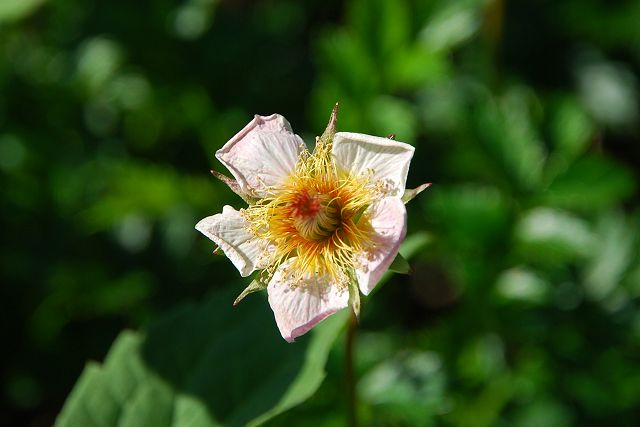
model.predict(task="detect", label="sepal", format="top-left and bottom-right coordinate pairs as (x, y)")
top-left (401, 183), bottom-right (431, 204)
top-left (211, 170), bottom-right (258, 204)
top-left (388, 252), bottom-right (411, 274)
top-left (347, 270), bottom-right (361, 319)
top-left (233, 274), bottom-right (269, 306)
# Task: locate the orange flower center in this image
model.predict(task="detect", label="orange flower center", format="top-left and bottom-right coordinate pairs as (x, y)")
top-left (289, 189), bottom-right (341, 242)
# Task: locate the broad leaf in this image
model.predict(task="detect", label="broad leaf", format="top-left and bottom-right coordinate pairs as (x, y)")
top-left (55, 286), bottom-right (346, 427)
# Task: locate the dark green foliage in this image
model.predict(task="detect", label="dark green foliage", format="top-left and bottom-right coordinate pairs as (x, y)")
top-left (56, 287), bottom-right (346, 427)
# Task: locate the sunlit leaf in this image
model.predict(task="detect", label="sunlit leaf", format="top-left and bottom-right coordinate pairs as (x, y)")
top-left (514, 207), bottom-right (595, 264)
top-left (419, 2), bottom-right (481, 53)
top-left (583, 212), bottom-right (636, 301)
top-left (0, 0), bottom-right (46, 23)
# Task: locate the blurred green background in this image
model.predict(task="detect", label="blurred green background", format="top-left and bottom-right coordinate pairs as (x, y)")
top-left (2, 0), bottom-right (640, 425)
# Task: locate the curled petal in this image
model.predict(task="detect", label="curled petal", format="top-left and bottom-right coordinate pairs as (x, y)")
top-left (267, 259), bottom-right (349, 342)
top-left (357, 197), bottom-right (407, 295)
top-left (195, 206), bottom-right (269, 277)
top-left (216, 114), bottom-right (305, 196)
top-left (332, 132), bottom-right (415, 196)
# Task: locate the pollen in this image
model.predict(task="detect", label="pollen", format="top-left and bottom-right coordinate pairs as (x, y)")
top-left (242, 136), bottom-right (381, 288)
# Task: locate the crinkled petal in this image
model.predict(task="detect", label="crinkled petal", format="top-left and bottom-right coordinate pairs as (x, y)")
top-left (195, 205), bottom-right (269, 277)
top-left (332, 132), bottom-right (415, 196)
top-left (267, 259), bottom-right (349, 342)
top-left (356, 197), bottom-right (407, 295)
top-left (216, 114), bottom-right (305, 196)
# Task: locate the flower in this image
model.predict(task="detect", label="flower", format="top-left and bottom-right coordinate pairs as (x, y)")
top-left (196, 105), bottom-right (429, 342)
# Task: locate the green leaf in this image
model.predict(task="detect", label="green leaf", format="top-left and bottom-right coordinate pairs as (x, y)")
top-left (55, 286), bottom-right (346, 427)
top-left (541, 155), bottom-right (636, 211)
top-left (426, 185), bottom-right (510, 250)
top-left (0, 0), bottom-right (46, 23)
top-left (348, 0), bottom-right (411, 62)
top-left (388, 253), bottom-right (411, 274)
top-left (514, 207), bottom-right (595, 265)
top-left (583, 211), bottom-right (636, 301)
top-left (366, 96), bottom-right (418, 143)
top-left (472, 88), bottom-right (546, 192)
top-left (419, 2), bottom-right (482, 53)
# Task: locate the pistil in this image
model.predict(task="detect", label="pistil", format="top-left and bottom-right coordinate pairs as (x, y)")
top-left (290, 189), bottom-right (341, 242)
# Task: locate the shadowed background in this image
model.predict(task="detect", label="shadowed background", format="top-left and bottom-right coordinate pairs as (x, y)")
top-left (1, 0), bottom-right (640, 426)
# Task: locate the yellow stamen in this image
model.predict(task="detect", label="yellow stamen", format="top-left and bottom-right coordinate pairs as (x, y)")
top-left (242, 132), bottom-right (381, 288)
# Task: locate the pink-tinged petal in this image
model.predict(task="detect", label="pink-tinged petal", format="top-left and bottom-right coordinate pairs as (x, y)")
top-left (333, 132), bottom-right (415, 196)
top-left (267, 259), bottom-right (349, 342)
top-left (357, 197), bottom-right (407, 295)
top-left (195, 205), bottom-right (269, 277)
top-left (216, 114), bottom-right (305, 196)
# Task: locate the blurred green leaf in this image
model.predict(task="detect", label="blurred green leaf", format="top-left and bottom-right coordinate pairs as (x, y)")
top-left (348, 0), bottom-right (410, 62)
top-left (359, 351), bottom-right (445, 427)
top-left (427, 185), bottom-right (510, 249)
top-left (576, 58), bottom-right (639, 128)
top-left (549, 97), bottom-right (594, 163)
top-left (0, 0), bottom-right (46, 23)
top-left (473, 88), bottom-right (546, 192)
top-left (515, 207), bottom-right (595, 264)
top-left (56, 287), bottom-right (347, 427)
top-left (545, 97), bottom-right (595, 183)
top-left (583, 212), bottom-right (636, 301)
top-left (418, 1), bottom-right (481, 53)
top-left (457, 334), bottom-right (506, 383)
top-left (387, 45), bottom-right (449, 90)
top-left (366, 96), bottom-right (418, 142)
top-left (495, 267), bottom-right (549, 304)
top-left (318, 31), bottom-right (378, 98)
top-left (541, 155), bottom-right (636, 211)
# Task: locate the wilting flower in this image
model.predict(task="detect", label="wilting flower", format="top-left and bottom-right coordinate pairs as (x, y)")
top-left (196, 105), bottom-right (429, 342)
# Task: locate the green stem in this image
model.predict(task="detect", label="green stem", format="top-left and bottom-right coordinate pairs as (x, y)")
top-left (346, 308), bottom-right (358, 427)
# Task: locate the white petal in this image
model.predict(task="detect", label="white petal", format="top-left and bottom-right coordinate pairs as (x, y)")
top-left (195, 205), bottom-right (268, 277)
top-left (216, 114), bottom-right (305, 196)
top-left (333, 132), bottom-right (415, 196)
top-left (356, 197), bottom-right (407, 295)
top-left (267, 259), bottom-right (349, 342)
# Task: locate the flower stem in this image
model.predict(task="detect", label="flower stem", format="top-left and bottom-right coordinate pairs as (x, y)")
top-left (346, 308), bottom-right (358, 427)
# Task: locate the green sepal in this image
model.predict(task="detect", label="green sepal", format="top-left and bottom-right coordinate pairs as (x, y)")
top-left (401, 183), bottom-right (432, 204)
top-left (347, 269), bottom-right (361, 319)
top-left (317, 102), bottom-right (339, 147)
top-left (233, 275), bottom-right (268, 306)
top-left (388, 252), bottom-right (412, 274)
top-left (210, 170), bottom-right (259, 205)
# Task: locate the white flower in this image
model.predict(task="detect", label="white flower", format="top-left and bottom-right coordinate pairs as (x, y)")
top-left (196, 105), bottom-right (428, 342)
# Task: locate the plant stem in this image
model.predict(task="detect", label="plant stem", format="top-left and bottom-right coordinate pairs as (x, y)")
top-left (346, 308), bottom-right (358, 427)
